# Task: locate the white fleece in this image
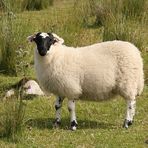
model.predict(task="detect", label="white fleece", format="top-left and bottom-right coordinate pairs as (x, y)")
top-left (34, 38), bottom-right (144, 101)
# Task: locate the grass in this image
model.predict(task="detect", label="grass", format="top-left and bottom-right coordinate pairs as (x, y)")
top-left (0, 0), bottom-right (54, 12)
top-left (0, 96), bottom-right (26, 142)
top-left (22, 0), bottom-right (54, 11)
top-left (0, 0), bottom-right (148, 147)
top-left (0, 74), bottom-right (148, 147)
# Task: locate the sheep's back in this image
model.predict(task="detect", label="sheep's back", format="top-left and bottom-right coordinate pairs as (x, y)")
top-left (78, 41), bottom-right (143, 100)
top-left (78, 44), bottom-right (117, 100)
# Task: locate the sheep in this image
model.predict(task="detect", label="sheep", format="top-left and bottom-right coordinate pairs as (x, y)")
top-left (28, 32), bottom-right (144, 130)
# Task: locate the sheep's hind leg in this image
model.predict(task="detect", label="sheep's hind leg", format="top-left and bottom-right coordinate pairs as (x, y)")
top-left (123, 98), bottom-right (136, 128)
top-left (68, 100), bottom-right (78, 131)
top-left (53, 96), bottom-right (64, 128)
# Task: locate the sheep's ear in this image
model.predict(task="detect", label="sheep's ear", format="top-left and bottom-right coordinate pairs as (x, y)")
top-left (52, 33), bottom-right (64, 44)
top-left (27, 34), bottom-right (36, 42)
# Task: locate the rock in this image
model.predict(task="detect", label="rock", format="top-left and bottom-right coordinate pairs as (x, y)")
top-left (4, 78), bottom-right (44, 99)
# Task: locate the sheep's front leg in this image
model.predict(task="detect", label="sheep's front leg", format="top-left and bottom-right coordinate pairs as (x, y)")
top-left (68, 100), bottom-right (78, 131)
top-left (53, 96), bottom-right (63, 128)
top-left (123, 98), bottom-right (136, 128)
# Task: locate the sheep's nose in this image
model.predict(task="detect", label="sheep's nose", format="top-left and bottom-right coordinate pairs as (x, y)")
top-left (38, 48), bottom-right (47, 56)
top-left (39, 51), bottom-right (47, 56)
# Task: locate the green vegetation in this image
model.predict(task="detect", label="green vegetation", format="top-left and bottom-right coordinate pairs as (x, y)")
top-left (0, 95), bottom-right (26, 142)
top-left (0, 0), bottom-right (147, 147)
top-left (0, 0), bottom-right (54, 12)
top-left (22, 0), bottom-right (54, 11)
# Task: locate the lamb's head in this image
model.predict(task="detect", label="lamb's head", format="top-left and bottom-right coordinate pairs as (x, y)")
top-left (28, 32), bottom-right (64, 56)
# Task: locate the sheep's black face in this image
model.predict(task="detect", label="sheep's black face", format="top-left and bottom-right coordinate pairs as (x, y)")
top-left (33, 32), bottom-right (56, 56)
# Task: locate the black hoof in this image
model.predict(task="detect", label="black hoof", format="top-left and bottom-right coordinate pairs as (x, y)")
top-left (70, 120), bottom-right (78, 131)
top-left (123, 119), bottom-right (133, 128)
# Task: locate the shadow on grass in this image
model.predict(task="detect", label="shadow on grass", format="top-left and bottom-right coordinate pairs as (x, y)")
top-left (25, 118), bottom-right (54, 129)
top-left (25, 117), bottom-right (116, 130)
top-left (77, 120), bottom-right (116, 130)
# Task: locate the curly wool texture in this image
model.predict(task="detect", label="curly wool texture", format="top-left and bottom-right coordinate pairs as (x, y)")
top-left (34, 40), bottom-right (144, 101)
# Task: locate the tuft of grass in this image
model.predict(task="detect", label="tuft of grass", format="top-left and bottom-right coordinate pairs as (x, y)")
top-left (72, 0), bottom-right (147, 52)
top-left (0, 12), bottom-right (18, 75)
top-left (122, 0), bottom-right (147, 19)
top-left (0, 12), bottom-right (33, 75)
top-left (22, 0), bottom-right (54, 11)
top-left (99, 0), bottom-right (147, 51)
top-left (0, 91), bottom-right (26, 142)
top-left (0, 0), bottom-right (22, 12)
top-left (103, 16), bottom-right (146, 50)
top-left (73, 0), bottom-right (97, 27)
top-left (0, 0), bottom-right (54, 12)
top-left (95, 0), bottom-right (148, 23)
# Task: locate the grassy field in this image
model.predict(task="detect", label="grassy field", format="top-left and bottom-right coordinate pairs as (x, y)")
top-left (0, 0), bottom-right (148, 147)
top-left (0, 75), bottom-right (147, 147)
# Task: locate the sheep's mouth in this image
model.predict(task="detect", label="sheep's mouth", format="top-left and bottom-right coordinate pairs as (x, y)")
top-left (38, 48), bottom-right (47, 56)
top-left (39, 52), bottom-right (47, 56)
